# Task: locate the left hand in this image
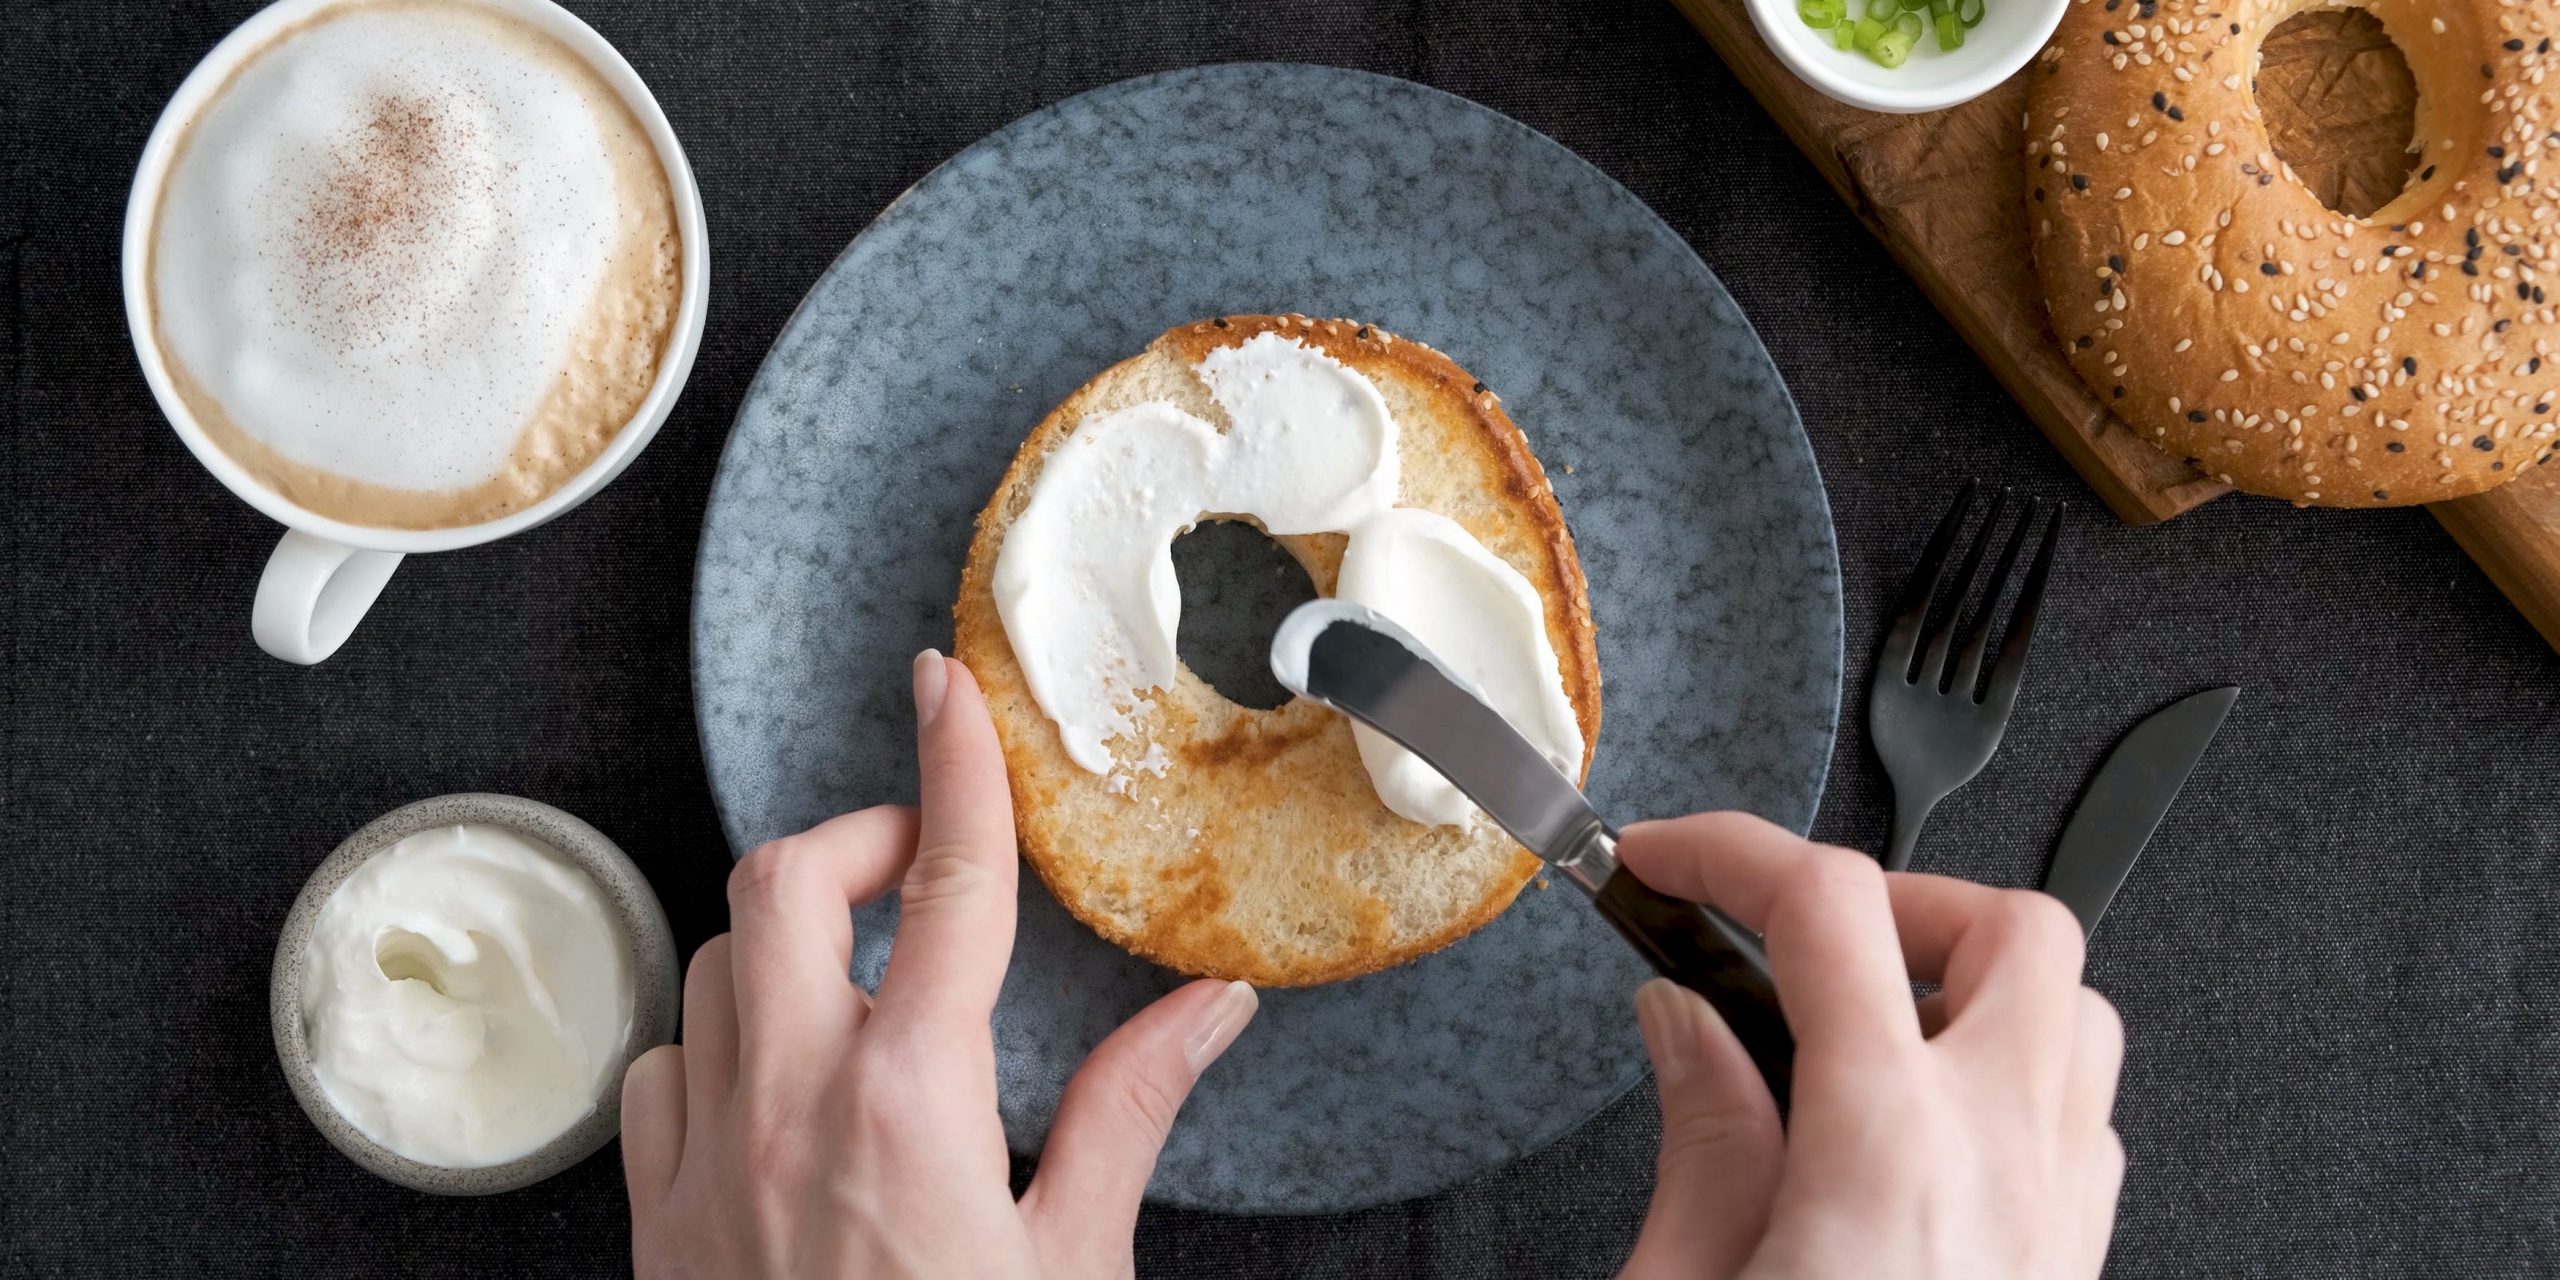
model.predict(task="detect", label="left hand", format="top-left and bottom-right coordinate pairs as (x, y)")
top-left (619, 651), bottom-right (1260, 1279)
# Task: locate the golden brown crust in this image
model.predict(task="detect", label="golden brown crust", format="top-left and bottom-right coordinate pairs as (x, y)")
top-left (953, 315), bottom-right (1599, 986)
top-left (2028, 0), bottom-right (2560, 507)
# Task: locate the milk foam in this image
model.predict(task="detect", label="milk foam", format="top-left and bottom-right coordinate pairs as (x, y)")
top-left (150, 0), bottom-right (679, 529)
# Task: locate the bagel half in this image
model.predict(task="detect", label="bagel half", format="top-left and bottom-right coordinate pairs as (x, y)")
top-left (953, 316), bottom-right (1601, 987)
top-left (2028, 0), bottom-right (2560, 506)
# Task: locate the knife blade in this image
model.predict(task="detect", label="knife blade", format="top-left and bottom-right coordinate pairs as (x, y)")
top-left (1270, 600), bottom-right (1795, 1105)
top-left (2043, 685), bottom-right (2239, 937)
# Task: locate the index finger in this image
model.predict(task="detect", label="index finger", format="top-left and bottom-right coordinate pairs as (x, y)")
top-left (1617, 813), bottom-right (1922, 1055)
top-left (874, 652), bottom-right (1020, 1031)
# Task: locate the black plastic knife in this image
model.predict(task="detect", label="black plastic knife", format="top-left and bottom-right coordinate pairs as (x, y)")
top-left (2043, 685), bottom-right (2239, 937)
top-left (1269, 600), bottom-right (1794, 1106)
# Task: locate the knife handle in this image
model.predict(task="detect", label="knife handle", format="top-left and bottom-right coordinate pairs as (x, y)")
top-left (1592, 866), bottom-right (1795, 1110)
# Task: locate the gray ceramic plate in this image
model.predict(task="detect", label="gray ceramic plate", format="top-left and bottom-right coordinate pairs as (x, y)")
top-left (694, 64), bottom-right (1840, 1214)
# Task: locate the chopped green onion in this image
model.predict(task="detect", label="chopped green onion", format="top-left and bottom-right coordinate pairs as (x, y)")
top-left (1870, 25), bottom-right (1920, 65)
top-left (1819, 0), bottom-right (1980, 63)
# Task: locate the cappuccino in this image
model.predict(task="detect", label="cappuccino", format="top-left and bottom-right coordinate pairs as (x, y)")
top-left (148, 0), bottom-right (680, 530)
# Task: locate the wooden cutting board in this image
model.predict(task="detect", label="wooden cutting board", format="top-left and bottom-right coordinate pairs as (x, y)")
top-left (1670, 0), bottom-right (2560, 650)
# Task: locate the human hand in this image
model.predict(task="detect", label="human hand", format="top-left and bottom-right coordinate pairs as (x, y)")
top-left (1615, 813), bottom-right (2124, 1280)
top-left (620, 651), bottom-right (1260, 1279)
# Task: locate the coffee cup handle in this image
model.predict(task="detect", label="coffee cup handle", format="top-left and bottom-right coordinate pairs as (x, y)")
top-left (252, 530), bottom-right (404, 665)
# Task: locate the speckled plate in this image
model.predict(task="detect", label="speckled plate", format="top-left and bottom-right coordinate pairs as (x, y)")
top-left (694, 64), bottom-right (1840, 1214)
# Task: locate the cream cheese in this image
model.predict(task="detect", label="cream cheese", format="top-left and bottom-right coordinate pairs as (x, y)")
top-left (993, 329), bottom-right (1579, 827)
top-left (300, 823), bottom-right (633, 1168)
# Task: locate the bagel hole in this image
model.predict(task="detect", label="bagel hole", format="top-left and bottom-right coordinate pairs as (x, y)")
top-left (2257, 6), bottom-right (2418, 219)
top-left (1172, 519), bottom-right (1315, 711)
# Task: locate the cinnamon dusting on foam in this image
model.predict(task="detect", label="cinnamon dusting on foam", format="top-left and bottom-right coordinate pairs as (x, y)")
top-left (147, 0), bottom-right (681, 530)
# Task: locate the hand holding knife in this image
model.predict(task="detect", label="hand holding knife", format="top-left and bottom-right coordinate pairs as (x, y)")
top-left (1270, 600), bottom-right (1797, 1106)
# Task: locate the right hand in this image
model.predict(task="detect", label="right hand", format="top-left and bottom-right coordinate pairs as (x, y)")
top-left (1614, 812), bottom-right (2125, 1280)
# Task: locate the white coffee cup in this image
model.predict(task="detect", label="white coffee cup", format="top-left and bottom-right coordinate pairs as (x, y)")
top-left (121, 0), bottom-right (709, 665)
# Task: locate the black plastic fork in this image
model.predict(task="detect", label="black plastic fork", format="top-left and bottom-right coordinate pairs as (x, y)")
top-left (1869, 481), bottom-right (2064, 872)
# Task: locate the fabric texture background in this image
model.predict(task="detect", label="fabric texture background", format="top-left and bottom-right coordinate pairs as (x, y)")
top-left (5, 1), bottom-right (2554, 1275)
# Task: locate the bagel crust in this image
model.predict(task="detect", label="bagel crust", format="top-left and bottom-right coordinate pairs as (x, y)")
top-left (953, 317), bottom-right (1601, 987)
top-left (2028, 0), bottom-right (2560, 506)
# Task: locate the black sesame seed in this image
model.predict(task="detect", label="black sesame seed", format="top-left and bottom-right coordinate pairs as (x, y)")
top-left (1211, 317), bottom-right (1229, 328)
top-left (2259, 173), bottom-right (2275, 186)
top-left (2494, 461), bottom-right (2506, 471)
top-left (2412, 261), bottom-right (2426, 278)
top-left (1356, 325), bottom-right (1372, 340)
top-left (2230, 21), bottom-right (2240, 32)
top-left (2152, 91), bottom-right (2167, 110)
top-left (2351, 387), bottom-right (2368, 401)
top-left (2522, 281), bottom-right (2534, 300)
top-left (1471, 381), bottom-right (1487, 394)
top-left (2463, 260), bottom-right (2482, 276)
top-left (2259, 262), bottom-right (2279, 275)
top-left (2537, 403), bottom-right (2550, 414)
top-left (2104, 0), bottom-right (2119, 9)
top-left (2104, 30), bottom-right (2120, 44)
top-left (2071, 173), bottom-right (2090, 190)
top-left (2390, 222), bottom-right (2406, 231)
top-left (2372, 489), bottom-right (2389, 500)
top-left (2112, 386), bottom-right (2125, 398)
top-left (2491, 146), bottom-right (2508, 159)
top-left (2075, 335), bottom-right (2095, 349)
top-left (2497, 319), bottom-right (2514, 331)
top-left (2507, 38), bottom-right (2526, 51)
top-left (2167, 106), bottom-right (2185, 121)
top-left (2099, 278), bottom-right (2115, 296)
top-left (2506, 244), bottom-right (2523, 256)
top-left (2035, 187), bottom-right (2047, 202)
top-left (2484, 64), bottom-right (2496, 79)
top-left (2187, 410), bottom-right (2207, 422)
top-left (2541, 38), bottom-right (2551, 53)
top-left (2476, 435), bottom-right (2496, 450)
top-left (2382, 245), bottom-right (2403, 256)
top-left (2503, 164), bottom-right (2523, 182)
top-left (2532, 357), bottom-right (2542, 372)
top-left (2386, 441), bottom-right (2407, 453)
top-left (2421, 165), bottom-right (2437, 181)
top-left (2405, 357), bottom-right (2419, 375)
top-left (2469, 228), bottom-right (2482, 247)
top-left (2108, 254), bottom-right (2125, 272)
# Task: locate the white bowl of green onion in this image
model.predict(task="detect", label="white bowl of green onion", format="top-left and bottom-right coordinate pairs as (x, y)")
top-left (1744, 0), bottom-right (2065, 113)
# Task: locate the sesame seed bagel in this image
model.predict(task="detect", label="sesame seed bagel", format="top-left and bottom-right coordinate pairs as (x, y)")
top-left (2027, 0), bottom-right (2560, 506)
top-left (952, 315), bottom-right (1601, 987)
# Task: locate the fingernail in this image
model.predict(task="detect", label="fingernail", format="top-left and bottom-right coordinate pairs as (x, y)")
top-left (1635, 978), bottom-right (1706, 1086)
top-left (1183, 981), bottom-right (1259, 1076)
top-left (912, 649), bottom-right (948, 728)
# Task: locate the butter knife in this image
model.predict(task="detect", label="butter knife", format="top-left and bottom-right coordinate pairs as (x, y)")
top-left (2043, 685), bottom-right (2240, 937)
top-left (1270, 600), bottom-right (1795, 1105)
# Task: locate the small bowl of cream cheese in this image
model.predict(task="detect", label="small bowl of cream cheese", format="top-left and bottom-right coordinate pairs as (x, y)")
top-left (270, 794), bottom-right (680, 1194)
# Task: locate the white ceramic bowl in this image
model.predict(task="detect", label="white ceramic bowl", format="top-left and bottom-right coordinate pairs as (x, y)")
top-left (1741, 0), bottom-right (2067, 114)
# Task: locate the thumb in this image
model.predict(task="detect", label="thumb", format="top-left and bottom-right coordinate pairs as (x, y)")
top-left (1020, 979), bottom-right (1258, 1272)
top-left (1620, 979), bottom-right (1785, 1280)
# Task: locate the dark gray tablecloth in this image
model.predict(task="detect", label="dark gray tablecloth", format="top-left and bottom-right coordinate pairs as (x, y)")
top-left (7, 1), bottom-right (2556, 1275)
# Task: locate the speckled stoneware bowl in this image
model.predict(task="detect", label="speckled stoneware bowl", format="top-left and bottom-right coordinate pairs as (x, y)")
top-left (695, 64), bottom-right (1843, 1213)
top-left (269, 793), bottom-right (680, 1195)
